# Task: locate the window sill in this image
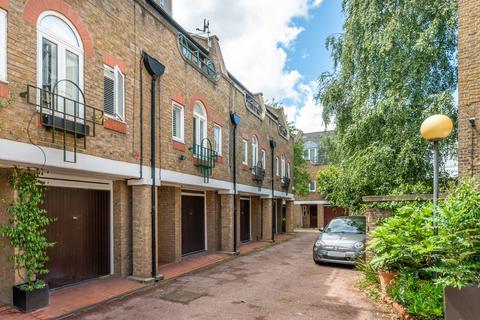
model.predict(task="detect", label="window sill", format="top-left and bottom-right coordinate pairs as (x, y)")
top-left (104, 117), bottom-right (127, 134)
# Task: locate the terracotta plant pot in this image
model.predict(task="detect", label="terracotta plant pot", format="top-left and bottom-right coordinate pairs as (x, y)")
top-left (379, 270), bottom-right (398, 291)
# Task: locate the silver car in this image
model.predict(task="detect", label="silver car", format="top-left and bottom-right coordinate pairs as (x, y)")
top-left (313, 215), bottom-right (366, 265)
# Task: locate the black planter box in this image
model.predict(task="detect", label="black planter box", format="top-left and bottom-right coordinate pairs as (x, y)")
top-left (13, 283), bottom-right (49, 313)
top-left (444, 285), bottom-right (480, 320)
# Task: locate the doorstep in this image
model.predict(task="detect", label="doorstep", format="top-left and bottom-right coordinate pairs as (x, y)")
top-left (0, 277), bottom-right (146, 320)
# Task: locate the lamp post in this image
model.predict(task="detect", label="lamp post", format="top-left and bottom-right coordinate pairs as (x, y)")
top-left (420, 114), bottom-right (453, 235)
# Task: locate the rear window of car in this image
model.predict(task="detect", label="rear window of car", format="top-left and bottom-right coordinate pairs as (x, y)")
top-left (325, 217), bottom-right (365, 234)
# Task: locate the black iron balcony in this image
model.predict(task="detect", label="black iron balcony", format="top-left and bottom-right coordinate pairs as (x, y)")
top-left (251, 161), bottom-right (266, 190)
top-left (245, 93), bottom-right (262, 117)
top-left (281, 176), bottom-right (291, 194)
top-left (188, 138), bottom-right (218, 183)
top-left (21, 84), bottom-right (104, 163)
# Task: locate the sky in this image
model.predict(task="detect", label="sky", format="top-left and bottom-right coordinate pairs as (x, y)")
top-left (174, 0), bottom-right (344, 133)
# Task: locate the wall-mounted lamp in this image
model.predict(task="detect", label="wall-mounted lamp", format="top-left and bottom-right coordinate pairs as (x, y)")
top-left (469, 117), bottom-right (476, 127)
top-left (179, 154), bottom-right (187, 161)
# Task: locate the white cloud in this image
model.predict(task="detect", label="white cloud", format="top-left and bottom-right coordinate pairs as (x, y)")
top-left (174, 0), bottom-right (326, 132)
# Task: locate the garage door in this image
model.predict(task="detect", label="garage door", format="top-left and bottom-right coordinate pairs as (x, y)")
top-left (324, 206), bottom-right (344, 226)
top-left (182, 195), bottom-right (205, 255)
top-left (240, 199), bottom-right (250, 242)
top-left (42, 187), bottom-right (110, 289)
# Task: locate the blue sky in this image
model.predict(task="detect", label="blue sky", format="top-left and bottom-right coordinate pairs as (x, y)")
top-left (175, 0), bottom-right (345, 133)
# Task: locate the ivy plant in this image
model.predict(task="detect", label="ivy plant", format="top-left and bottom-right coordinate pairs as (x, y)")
top-left (1, 168), bottom-right (55, 291)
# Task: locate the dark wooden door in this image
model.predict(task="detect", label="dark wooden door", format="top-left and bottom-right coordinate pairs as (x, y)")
top-left (281, 206), bottom-right (286, 233)
top-left (240, 199), bottom-right (250, 242)
top-left (324, 206), bottom-right (345, 226)
top-left (42, 187), bottom-right (110, 289)
top-left (182, 195), bottom-right (205, 255)
top-left (310, 205), bottom-right (318, 228)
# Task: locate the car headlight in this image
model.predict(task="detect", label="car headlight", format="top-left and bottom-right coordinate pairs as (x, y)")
top-left (353, 242), bottom-right (364, 250)
top-left (315, 240), bottom-right (325, 247)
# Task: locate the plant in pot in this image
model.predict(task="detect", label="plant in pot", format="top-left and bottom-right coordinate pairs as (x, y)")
top-left (368, 203), bottom-right (434, 291)
top-left (0, 168), bottom-right (54, 312)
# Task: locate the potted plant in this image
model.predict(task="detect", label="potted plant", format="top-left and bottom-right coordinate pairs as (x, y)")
top-left (1, 168), bottom-right (54, 312)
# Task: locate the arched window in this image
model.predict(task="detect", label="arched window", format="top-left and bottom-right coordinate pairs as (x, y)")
top-left (251, 135), bottom-right (258, 172)
top-left (37, 12), bottom-right (84, 118)
top-left (281, 155), bottom-right (286, 178)
top-left (193, 102), bottom-right (207, 146)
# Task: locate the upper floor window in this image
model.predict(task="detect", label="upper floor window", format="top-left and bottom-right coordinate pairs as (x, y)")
top-left (103, 65), bottom-right (125, 120)
top-left (0, 9), bottom-right (7, 82)
top-left (178, 33), bottom-right (216, 80)
top-left (287, 163), bottom-right (291, 178)
top-left (261, 149), bottom-right (266, 170)
top-left (193, 102), bottom-right (207, 146)
top-left (242, 139), bottom-right (248, 165)
top-left (251, 135), bottom-right (258, 171)
top-left (275, 156), bottom-right (279, 176)
top-left (37, 12), bottom-right (84, 117)
top-left (281, 155), bottom-right (286, 178)
top-left (213, 124), bottom-right (222, 155)
top-left (309, 180), bottom-right (317, 192)
top-left (172, 102), bottom-right (184, 142)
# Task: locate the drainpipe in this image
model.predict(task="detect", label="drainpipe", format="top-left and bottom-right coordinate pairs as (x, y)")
top-left (269, 139), bottom-right (276, 242)
top-left (143, 53), bottom-right (165, 280)
top-left (230, 112), bottom-right (241, 253)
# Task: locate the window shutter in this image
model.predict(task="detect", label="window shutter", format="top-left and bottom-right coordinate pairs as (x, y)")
top-left (103, 71), bottom-right (115, 116)
top-left (114, 66), bottom-right (125, 120)
top-left (172, 107), bottom-right (180, 138)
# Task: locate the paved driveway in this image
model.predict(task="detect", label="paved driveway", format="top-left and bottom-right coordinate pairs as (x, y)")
top-left (76, 233), bottom-right (390, 320)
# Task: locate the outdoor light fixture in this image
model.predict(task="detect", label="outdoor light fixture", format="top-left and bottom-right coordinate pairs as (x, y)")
top-left (420, 114), bottom-right (453, 236)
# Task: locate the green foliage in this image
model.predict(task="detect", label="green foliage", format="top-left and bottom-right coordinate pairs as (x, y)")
top-left (0, 169), bottom-right (55, 291)
top-left (356, 260), bottom-right (380, 285)
top-left (387, 272), bottom-right (444, 320)
top-left (316, 0), bottom-right (458, 211)
top-left (293, 138), bottom-right (309, 196)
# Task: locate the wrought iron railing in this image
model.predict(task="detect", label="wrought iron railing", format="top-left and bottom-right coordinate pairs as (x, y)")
top-left (281, 176), bottom-right (291, 194)
top-left (179, 33), bottom-right (217, 79)
top-left (245, 93), bottom-right (262, 117)
top-left (21, 84), bottom-right (104, 163)
top-left (188, 138), bottom-right (218, 183)
top-left (251, 161), bottom-right (266, 191)
top-left (278, 124), bottom-right (288, 139)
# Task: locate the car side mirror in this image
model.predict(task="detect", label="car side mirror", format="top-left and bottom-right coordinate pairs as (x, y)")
top-left (319, 227), bottom-right (324, 232)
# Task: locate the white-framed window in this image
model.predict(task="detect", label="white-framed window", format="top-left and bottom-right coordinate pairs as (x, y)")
top-left (281, 155), bottom-right (285, 178)
top-left (309, 180), bottom-right (317, 192)
top-left (0, 9), bottom-right (7, 82)
top-left (103, 65), bottom-right (125, 120)
top-left (275, 156), bottom-right (279, 176)
top-left (251, 135), bottom-right (258, 171)
top-left (213, 124), bottom-right (222, 155)
top-left (242, 139), bottom-right (248, 165)
top-left (261, 149), bottom-right (266, 170)
top-left (287, 163), bottom-right (291, 178)
top-left (172, 102), bottom-right (184, 142)
top-left (193, 102), bottom-right (207, 146)
top-left (37, 12), bottom-right (84, 118)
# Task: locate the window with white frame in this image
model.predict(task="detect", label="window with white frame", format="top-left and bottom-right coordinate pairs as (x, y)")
top-left (0, 10), bottom-right (7, 82)
top-left (287, 163), bottom-right (291, 178)
top-left (242, 139), bottom-right (248, 164)
top-left (261, 149), bottom-right (266, 169)
top-left (309, 180), bottom-right (317, 192)
top-left (193, 102), bottom-right (207, 146)
top-left (213, 125), bottom-right (222, 155)
top-left (251, 135), bottom-right (258, 171)
top-left (103, 65), bottom-right (125, 120)
top-left (275, 156), bottom-right (279, 176)
top-left (37, 12), bottom-right (84, 118)
top-left (172, 102), bottom-right (184, 142)
top-left (281, 155), bottom-right (285, 178)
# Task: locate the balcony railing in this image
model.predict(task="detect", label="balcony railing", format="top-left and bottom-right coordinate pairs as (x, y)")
top-left (179, 33), bottom-right (217, 80)
top-left (21, 84), bottom-right (104, 163)
top-left (281, 176), bottom-right (291, 194)
top-left (188, 138), bottom-right (218, 183)
top-left (251, 161), bottom-right (266, 191)
top-left (278, 124), bottom-right (288, 139)
top-left (245, 93), bottom-right (262, 117)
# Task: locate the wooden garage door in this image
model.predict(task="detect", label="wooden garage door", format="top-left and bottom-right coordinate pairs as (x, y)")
top-left (182, 195), bottom-right (205, 255)
top-left (310, 205), bottom-right (318, 228)
top-left (42, 187), bottom-right (110, 289)
top-left (324, 206), bottom-right (345, 226)
top-left (240, 199), bottom-right (250, 242)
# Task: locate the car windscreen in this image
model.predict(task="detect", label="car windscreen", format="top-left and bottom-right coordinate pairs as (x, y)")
top-left (325, 218), bottom-right (365, 234)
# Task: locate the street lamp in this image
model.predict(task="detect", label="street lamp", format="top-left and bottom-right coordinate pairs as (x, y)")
top-left (420, 114), bottom-right (453, 235)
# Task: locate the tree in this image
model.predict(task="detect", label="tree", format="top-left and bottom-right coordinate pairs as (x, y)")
top-left (288, 122), bottom-right (310, 196)
top-left (316, 0), bottom-right (458, 211)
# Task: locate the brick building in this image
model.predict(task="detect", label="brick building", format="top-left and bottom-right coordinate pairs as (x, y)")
top-left (0, 0), bottom-right (294, 305)
top-left (293, 131), bottom-right (344, 229)
top-left (458, 0), bottom-right (480, 176)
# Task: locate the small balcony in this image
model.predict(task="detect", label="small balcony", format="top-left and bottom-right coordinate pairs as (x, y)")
top-left (251, 162), bottom-right (266, 190)
top-left (278, 124), bottom-right (288, 139)
top-left (281, 177), bottom-right (291, 194)
top-left (245, 93), bottom-right (263, 118)
top-left (178, 33), bottom-right (217, 80)
top-left (188, 139), bottom-right (218, 183)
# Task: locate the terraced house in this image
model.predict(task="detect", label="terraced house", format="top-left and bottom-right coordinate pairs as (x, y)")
top-left (0, 0), bottom-right (295, 305)
top-left (293, 131), bottom-right (344, 229)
